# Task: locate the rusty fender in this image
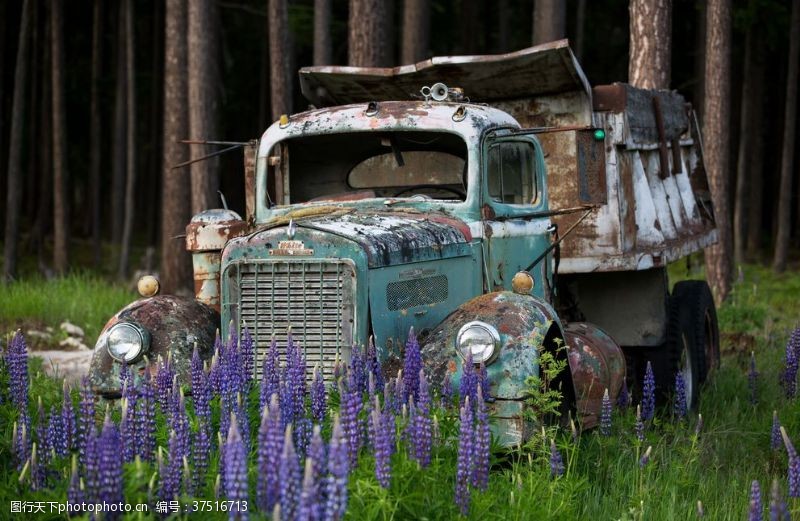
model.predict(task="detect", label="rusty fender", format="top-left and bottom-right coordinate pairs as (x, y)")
top-left (89, 295), bottom-right (218, 396)
top-left (564, 322), bottom-right (626, 429)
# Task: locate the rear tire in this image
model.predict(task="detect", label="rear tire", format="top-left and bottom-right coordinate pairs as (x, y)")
top-left (671, 280), bottom-right (720, 383)
top-left (663, 284), bottom-right (706, 410)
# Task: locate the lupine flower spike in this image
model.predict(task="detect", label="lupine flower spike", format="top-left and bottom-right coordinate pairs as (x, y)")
top-left (371, 397), bottom-right (394, 488)
top-left (782, 331), bottom-right (798, 398)
top-left (279, 425), bottom-right (301, 520)
top-left (324, 415), bottom-right (349, 521)
top-left (617, 379), bottom-right (630, 409)
top-left (471, 386), bottom-right (490, 491)
top-left (748, 352), bottom-right (759, 405)
top-left (223, 415), bottom-right (249, 520)
top-left (634, 404), bottom-right (644, 442)
top-left (600, 388), bottom-right (612, 436)
top-left (771, 411), bottom-right (782, 451)
top-left (673, 372), bottom-right (687, 420)
top-left (749, 480), bottom-right (762, 521)
top-left (769, 478), bottom-right (789, 521)
top-left (642, 362), bottom-right (655, 421)
top-left (549, 439), bottom-right (564, 478)
top-left (454, 396), bottom-right (474, 516)
top-left (639, 445), bottom-right (653, 468)
top-left (403, 328), bottom-right (422, 404)
top-left (780, 427), bottom-right (799, 497)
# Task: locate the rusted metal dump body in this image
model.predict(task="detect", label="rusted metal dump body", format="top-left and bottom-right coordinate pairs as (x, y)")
top-left (299, 39), bottom-right (717, 274)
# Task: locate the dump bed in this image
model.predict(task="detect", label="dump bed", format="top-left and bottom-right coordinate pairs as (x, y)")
top-left (299, 40), bottom-right (717, 274)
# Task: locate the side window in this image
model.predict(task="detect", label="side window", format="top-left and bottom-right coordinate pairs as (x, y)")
top-left (487, 141), bottom-right (537, 205)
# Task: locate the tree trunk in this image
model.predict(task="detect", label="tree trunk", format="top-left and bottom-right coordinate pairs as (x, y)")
top-left (773, 0), bottom-right (800, 272)
top-left (33, 7), bottom-right (52, 272)
top-left (51, 0), bottom-right (70, 274)
top-left (24, 0), bottom-right (39, 251)
top-left (148, 0), bottom-right (163, 248)
top-left (314, 0), bottom-right (332, 65)
top-left (348, 0), bottom-right (387, 67)
top-left (745, 58), bottom-right (765, 259)
top-left (112, 3), bottom-right (127, 245)
top-left (693, 1), bottom-right (706, 121)
top-left (119, 0), bottom-right (136, 279)
top-left (401, 0), bottom-right (429, 64)
top-left (188, 0), bottom-right (220, 214)
top-left (702, 0), bottom-right (732, 304)
top-left (733, 22), bottom-right (759, 265)
top-left (532, 0), bottom-right (565, 46)
top-left (89, 0), bottom-right (103, 267)
top-left (269, 0), bottom-right (292, 119)
top-left (459, 0), bottom-right (480, 54)
top-left (3, 0), bottom-right (31, 282)
top-left (628, 0), bottom-right (672, 89)
top-left (161, 0), bottom-right (192, 294)
top-left (496, 0), bottom-right (510, 53)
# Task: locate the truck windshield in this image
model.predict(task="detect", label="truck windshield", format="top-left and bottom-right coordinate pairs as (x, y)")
top-left (280, 131), bottom-right (468, 203)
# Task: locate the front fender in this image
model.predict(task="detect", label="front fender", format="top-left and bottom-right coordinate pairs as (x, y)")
top-left (420, 291), bottom-right (565, 400)
top-left (89, 295), bottom-right (219, 396)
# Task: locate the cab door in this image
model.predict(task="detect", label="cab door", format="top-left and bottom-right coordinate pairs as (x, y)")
top-left (482, 132), bottom-right (553, 300)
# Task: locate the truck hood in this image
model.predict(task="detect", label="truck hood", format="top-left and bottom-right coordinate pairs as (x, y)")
top-left (256, 210), bottom-right (473, 268)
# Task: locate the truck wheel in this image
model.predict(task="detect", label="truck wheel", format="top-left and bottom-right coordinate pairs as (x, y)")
top-left (664, 287), bottom-right (704, 410)
top-left (671, 280), bottom-right (720, 383)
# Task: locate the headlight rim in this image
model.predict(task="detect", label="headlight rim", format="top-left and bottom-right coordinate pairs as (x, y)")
top-left (455, 320), bottom-right (501, 365)
top-left (105, 321), bottom-right (149, 363)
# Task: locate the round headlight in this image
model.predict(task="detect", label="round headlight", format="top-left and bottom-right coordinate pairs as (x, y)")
top-left (106, 322), bottom-right (149, 363)
top-left (456, 321), bottom-right (501, 365)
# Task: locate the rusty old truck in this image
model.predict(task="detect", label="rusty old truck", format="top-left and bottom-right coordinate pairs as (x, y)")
top-left (90, 40), bottom-right (719, 445)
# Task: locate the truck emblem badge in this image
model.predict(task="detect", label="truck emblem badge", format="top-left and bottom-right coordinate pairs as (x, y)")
top-left (269, 239), bottom-right (314, 256)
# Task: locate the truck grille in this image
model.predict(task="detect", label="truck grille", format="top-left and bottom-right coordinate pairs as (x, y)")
top-left (234, 260), bottom-right (356, 381)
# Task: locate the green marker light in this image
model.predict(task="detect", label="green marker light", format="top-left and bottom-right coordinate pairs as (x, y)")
top-left (593, 128), bottom-right (606, 141)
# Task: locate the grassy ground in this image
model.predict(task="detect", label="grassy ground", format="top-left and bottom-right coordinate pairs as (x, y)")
top-left (0, 273), bottom-right (136, 347)
top-left (0, 263), bottom-right (798, 519)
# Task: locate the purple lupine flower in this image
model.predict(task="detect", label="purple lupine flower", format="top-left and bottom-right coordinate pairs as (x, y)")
top-left (780, 427), bottom-right (800, 497)
top-left (673, 372), bottom-right (687, 420)
top-left (209, 337), bottom-right (223, 395)
top-left (295, 415), bottom-right (312, 459)
top-left (383, 379), bottom-right (397, 417)
top-left (769, 478), bottom-right (789, 521)
top-left (639, 445), bottom-right (653, 468)
top-left (749, 480), bottom-right (763, 521)
top-left (282, 334), bottom-right (307, 425)
top-left (191, 346), bottom-right (211, 426)
top-left (260, 338), bottom-right (281, 413)
top-left (617, 379), bottom-right (630, 409)
top-left (403, 328), bottom-right (422, 404)
top-left (634, 404), bottom-right (644, 442)
top-left (193, 419), bottom-right (212, 495)
top-left (279, 425), bottom-right (302, 520)
top-left (771, 411), bottom-right (782, 451)
top-left (311, 366), bottom-right (327, 425)
top-left (35, 401), bottom-right (50, 482)
top-left (257, 395), bottom-right (284, 512)
top-left (308, 425), bottom-right (327, 519)
top-left (223, 415), bottom-right (250, 519)
top-left (48, 404), bottom-right (67, 457)
top-left (366, 337), bottom-right (384, 396)
top-left (30, 442), bottom-right (44, 490)
top-left (441, 373), bottom-right (453, 408)
top-left (136, 374), bottom-right (157, 462)
top-left (748, 352), bottom-right (759, 405)
top-left (170, 390), bottom-right (191, 465)
top-left (160, 431), bottom-right (183, 501)
top-left (120, 360), bottom-right (132, 399)
top-left (340, 375), bottom-right (363, 467)
top-left (350, 344), bottom-right (367, 396)
top-left (371, 397), bottom-right (394, 488)
top-left (67, 455), bottom-right (85, 506)
top-left (98, 415), bottom-right (123, 510)
top-left (120, 398), bottom-right (135, 463)
top-left (782, 332), bottom-right (798, 398)
top-left (241, 326), bottom-right (255, 384)
top-left (455, 397), bottom-right (474, 516)
top-left (478, 363), bottom-right (490, 402)
top-left (641, 362), bottom-right (655, 421)
top-left (6, 331), bottom-right (29, 412)
top-left (298, 458), bottom-right (320, 521)
top-left (61, 383), bottom-right (76, 451)
top-left (394, 370), bottom-right (405, 413)
top-left (12, 421), bottom-right (30, 472)
top-left (408, 370), bottom-right (433, 468)
top-left (83, 427), bottom-right (101, 503)
top-left (550, 439), bottom-right (564, 478)
top-left (459, 350), bottom-right (478, 406)
top-left (155, 354), bottom-right (175, 410)
top-left (600, 388), bottom-right (612, 436)
top-left (471, 386), bottom-right (490, 490)
top-left (324, 415), bottom-right (349, 521)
